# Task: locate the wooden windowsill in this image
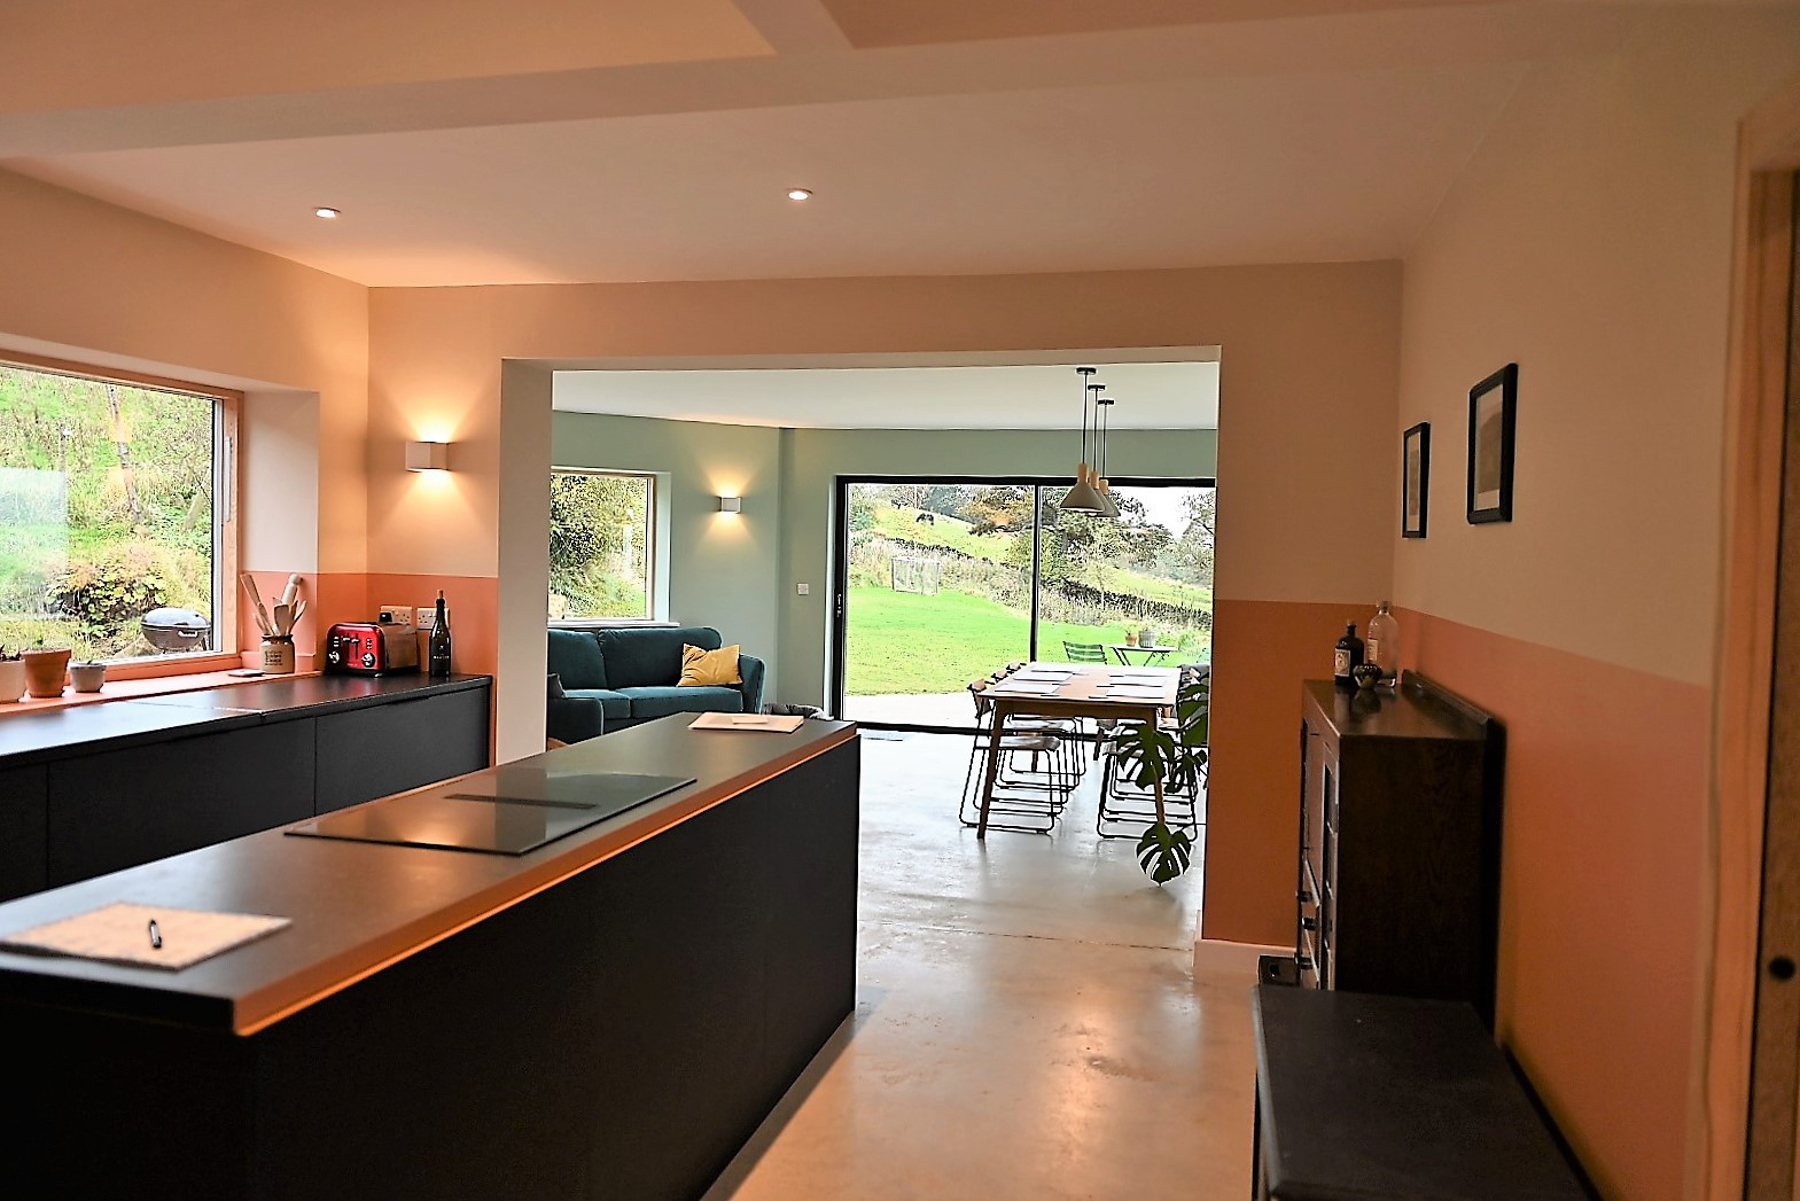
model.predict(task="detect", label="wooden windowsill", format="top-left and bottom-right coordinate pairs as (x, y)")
top-left (0, 662), bottom-right (321, 718)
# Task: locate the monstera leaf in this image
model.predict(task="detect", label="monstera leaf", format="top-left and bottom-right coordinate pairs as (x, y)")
top-left (1136, 822), bottom-right (1194, 885)
top-left (1112, 673), bottom-right (1210, 884)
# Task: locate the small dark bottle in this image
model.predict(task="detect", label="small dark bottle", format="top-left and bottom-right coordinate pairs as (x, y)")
top-left (1333, 622), bottom-right (1364, 688)
top-left (428, 591), bottom-right (453, 679)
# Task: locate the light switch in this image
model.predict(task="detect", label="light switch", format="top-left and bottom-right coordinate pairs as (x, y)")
top-left (796, 583), bottom-right (810, 596)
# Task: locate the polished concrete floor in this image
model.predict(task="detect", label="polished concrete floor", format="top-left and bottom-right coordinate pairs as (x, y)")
top-left (707, 730), bottom-right (1255, 1200)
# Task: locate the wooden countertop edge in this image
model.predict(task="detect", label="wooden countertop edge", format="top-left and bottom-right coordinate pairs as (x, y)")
top-left (231, 722), bottom-right (859, 1036)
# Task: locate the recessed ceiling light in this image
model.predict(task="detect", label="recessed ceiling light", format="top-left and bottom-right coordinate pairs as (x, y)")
top-left (313, 206), bottom-right (341, 219)
top-left (787, 189), bottom-right (812, 202)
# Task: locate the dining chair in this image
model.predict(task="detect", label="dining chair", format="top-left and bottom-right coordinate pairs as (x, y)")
top-left (958, 680), bottom-right (1074, 834)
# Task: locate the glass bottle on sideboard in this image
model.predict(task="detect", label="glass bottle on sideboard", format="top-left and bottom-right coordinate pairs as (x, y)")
top-left (1333, 623), bottom-right (1364, 688)
top-left (1367, 602), bottom-right (1401, 682)
top-left (429, 591), bottom-right (453, 679)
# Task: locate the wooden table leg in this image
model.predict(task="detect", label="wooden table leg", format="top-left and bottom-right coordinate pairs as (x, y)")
top-left (976, 699), bottom-right (1008, 839)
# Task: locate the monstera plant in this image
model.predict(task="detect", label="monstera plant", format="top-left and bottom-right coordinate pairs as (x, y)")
top-left (1111, 673), bottom-right (1210, 884)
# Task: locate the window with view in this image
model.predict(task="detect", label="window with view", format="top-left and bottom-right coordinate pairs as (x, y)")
top-left (0, 359), bottom-right (235, 662)
top-left (548, 470), bottom-right (655, 620)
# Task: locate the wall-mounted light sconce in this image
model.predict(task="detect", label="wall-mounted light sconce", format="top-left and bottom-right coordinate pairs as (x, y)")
top-left (717, 495), bottom-right (743, 514)
top-left (405, 441), bottom-right (450, 472)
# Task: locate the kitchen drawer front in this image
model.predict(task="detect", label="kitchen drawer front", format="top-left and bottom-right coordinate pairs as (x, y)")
top-left (48, 722), bottom-right (316, 886)
top-left (314, 686), bottom-right (490, 814)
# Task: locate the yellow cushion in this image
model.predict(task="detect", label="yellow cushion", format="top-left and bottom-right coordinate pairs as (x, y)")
top-left (679, 643), bottom-right (742, 687)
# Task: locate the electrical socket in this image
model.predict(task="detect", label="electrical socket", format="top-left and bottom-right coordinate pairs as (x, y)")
top-left (796, 583), bottom-right (810, 595)
top-left (379, 604), bottom-right (413, 628)
top-left (417, 605), bottom-right (447, 631)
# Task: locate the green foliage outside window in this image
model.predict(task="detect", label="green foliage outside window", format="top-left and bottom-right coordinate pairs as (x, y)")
top-left (0, 365), bottom-right (218, 659)
top-left (549, 471), bottom-right (653, 619)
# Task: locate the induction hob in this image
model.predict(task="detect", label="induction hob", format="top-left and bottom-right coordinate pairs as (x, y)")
top-left (285, 769), bottom-right (696, 856)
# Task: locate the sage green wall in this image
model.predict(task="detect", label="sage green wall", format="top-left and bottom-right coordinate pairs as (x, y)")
top-left (776, 426), bottom-right (1217, 708)
top-left (553, 411), bottom-right (1215, 708)
top-left (551, 411), bottom-right (784, 692)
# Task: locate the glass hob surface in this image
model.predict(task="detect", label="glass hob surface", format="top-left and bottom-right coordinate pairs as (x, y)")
top-left (285, 769), bottom-right (696, 856)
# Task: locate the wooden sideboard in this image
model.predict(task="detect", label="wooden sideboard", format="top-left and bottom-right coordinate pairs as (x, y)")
top-left (1289, 671), bottom-right (1504, 1023)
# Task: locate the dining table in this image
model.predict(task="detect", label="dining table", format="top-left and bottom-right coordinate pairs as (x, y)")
top-left (974, 662), bottom-right (1181, 837)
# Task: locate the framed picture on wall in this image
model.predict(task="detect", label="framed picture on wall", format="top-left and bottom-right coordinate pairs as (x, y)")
top-left (1466, 363), bottom-right (1517, 524)
top-left (1402, 422), bottom-right (1430, 538)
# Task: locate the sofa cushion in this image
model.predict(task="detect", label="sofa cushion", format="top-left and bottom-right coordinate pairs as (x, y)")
top-left (565, 687), bottom-right (632, 721)
top-left (597, 626), bottom-right (721, 689)
top-left (620, 685), bottom-right (744, 720)
top-left (679, 643), bottom-right (742, 687)
top-left (547, 630), bottom-right (608, 690)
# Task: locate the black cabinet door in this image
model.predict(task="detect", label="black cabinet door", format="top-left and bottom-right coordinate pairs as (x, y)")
top-left (47, 722), bottom-right (316, 886)
top-left (0, 764), bottom-right (48, 901)
top-left (314, 688), bottom-right (490, 814)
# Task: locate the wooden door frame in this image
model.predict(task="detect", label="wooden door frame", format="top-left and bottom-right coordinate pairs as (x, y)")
top-left (1704, 75), bottom-right (1800, 1201)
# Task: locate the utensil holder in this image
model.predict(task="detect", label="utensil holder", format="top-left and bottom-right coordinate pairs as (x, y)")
top-left (261, 636), bottom-right (296, 675)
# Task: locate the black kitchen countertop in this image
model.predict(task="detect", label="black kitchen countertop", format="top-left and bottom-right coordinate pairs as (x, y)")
top-left (0, 674), bottom-right (492, 770)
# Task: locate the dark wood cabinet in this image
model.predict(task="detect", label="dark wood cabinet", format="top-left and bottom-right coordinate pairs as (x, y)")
top-left (1294, 672), bottom-right (1503, 1022)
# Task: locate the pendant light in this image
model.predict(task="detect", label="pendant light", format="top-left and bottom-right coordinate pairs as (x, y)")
top-left (1059, 367), bottom-right (1106, 513)
top-left (1094, 393), bottom-right (1120, 518)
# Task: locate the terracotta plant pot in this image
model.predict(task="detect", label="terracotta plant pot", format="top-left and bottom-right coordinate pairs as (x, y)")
top-left (0, 660), bottom-right (25, 703)
top-left (22, 647), bottom-right (71, 698)
top-left (69, 662), bottom-right (107, 694)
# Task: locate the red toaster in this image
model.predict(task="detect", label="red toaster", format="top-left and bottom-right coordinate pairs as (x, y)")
top-left (324, 622), bottom-right (420, 676)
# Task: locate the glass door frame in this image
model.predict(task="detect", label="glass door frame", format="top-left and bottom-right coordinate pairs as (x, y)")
top-left (830, 473), bottom-right (1216, 734)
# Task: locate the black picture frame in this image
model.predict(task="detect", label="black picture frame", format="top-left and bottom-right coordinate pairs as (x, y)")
top-left (1466, 363), bottom-right (1517, 524)
top-left (1402, 421), bottom-right (1430, 538)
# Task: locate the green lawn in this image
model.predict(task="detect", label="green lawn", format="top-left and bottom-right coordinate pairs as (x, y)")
top-left (869, 505), bottom-right (1211, 609)
top-left (844, 586), bottom-right (1210, 696)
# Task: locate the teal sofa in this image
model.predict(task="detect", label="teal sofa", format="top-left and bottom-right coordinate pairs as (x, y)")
top-left (547, 626), bottom-right (766, 737)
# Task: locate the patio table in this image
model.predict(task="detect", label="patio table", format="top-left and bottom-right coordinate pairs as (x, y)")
top-left (974, 663), bottom-right (1180, 838)
top-left (1106, 643), bottom-right (1178, 666)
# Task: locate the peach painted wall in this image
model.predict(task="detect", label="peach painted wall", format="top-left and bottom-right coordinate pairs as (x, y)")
top-left (1391, 12), bottom-right (1800, 1197)
top-left (367, 263), bottom-right (1399, 877)
top-left (0, 168), bottom-right (372, 657)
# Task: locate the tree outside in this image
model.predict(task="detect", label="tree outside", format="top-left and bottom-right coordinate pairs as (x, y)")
top-left (842, 481), bottom-right (1214, 720)
top-left (548, 471), bottom-right (652, 619)
top-left (0, 365), bottom-right (218, 659)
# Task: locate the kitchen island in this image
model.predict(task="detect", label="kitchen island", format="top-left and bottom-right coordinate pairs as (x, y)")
top-left (0, 715), bottom-right (858, 1201)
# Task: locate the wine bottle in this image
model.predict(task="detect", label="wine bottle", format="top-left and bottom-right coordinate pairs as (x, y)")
top-left (428, 591), bottom-right (453, 679)
top-left (1333, 622), bottom-right (1364, 688)
top-left (1366, 601), bottom-right (1400, 681)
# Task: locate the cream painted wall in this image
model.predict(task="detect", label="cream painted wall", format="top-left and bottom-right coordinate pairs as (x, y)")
top-left (241, 390), bottom-right (321, 573)
top-left (777, 425), bottom-right (1217, 708)
top-left (0, 170), bottom-right (369, 577)
top-left (369, 264), bottom-right (1396, 595)
top-left (1394, 9), bottom-right (1800, 689)
top-left (551, 410), bottom-right (785, 693)
top-left (1391, 11), bottom-right (1800, 1198)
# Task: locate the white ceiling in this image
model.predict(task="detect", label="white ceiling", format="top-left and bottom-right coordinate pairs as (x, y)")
top-left (1, 1), bottom-right (1787, 288)
top-left (554, 360), bottom-right (1220, 429)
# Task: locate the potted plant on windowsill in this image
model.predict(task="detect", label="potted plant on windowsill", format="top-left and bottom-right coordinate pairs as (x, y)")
top-left (0, 647), bottom-right (24, 703)
top-left (22, 641), bottom-right (71, 698)
top-left (1111, 673), bottom-right (1210, 884)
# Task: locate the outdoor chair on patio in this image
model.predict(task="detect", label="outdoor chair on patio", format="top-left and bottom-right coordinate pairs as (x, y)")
top-left (1062, 641), bottom-right (1109, 664)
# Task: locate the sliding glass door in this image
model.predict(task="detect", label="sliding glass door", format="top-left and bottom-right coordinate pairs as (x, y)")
top-left (833, 477), bottom-right (1214, 731)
